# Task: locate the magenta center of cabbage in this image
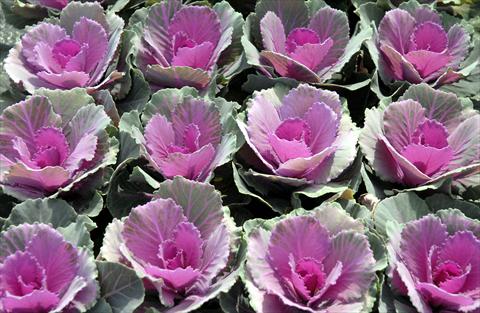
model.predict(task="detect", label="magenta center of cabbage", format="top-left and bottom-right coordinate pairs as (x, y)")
top-left (400, 119), bottom-right (453, 176)
top-left (13, 259), bottom-right (44, 296)
top-left (32, 127), bottom-right (70, 168)
top-left (155, 222), bottom-right (203, 271)
top-left (275, 118), bottom-right (312, 145)
top-left (160, 240), bottom-right (191, 269)
top-left (285, 28), bottom-right (321, 54)
top-left (167, 123), bottom-right (201, 154)
top-left (52, 38), bottom-right (82, 68)
top-left (411, 119), bottom-right (449, 149)
top-left (433, 261), bottom-right (463, 286)
top-left (172, 32), bottom-right (198, 55)
top-left (294, 257), bottom-right (326, 297)
top-left (409, 22), bottom-right (447, 53)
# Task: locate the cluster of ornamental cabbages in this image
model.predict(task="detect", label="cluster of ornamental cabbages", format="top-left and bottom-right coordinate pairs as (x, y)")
top-left (0, 0), bottom-right (479, 312)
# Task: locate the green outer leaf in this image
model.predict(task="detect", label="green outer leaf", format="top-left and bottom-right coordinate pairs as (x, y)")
top-left (291, 184), bottom-right (349, 209)
top-left (242, 73), bottom-right (372, 93)
top-left (338, 199), bottom-right (372, 222)
top-left (425, 194), bottom-right (480, 220)
top-left (363, 274), bottom-right (381, 313)
top-left (57, 215), bottom-right (95, 250)
top-left (214, 1), bottom-right (248, 81)
top-left (218, 280), bottom-right (256, 313)
top-left (398, 83), bottom-right (463, 124)
top-left (115, 69), bottom-right (151, 114)
top-left (255, 0), bottom-right (309, 33)
top-left (440, 40), bottom-right (480, 98)
top-left (86, 299), bottom-right (113, 313)
top-left (361, 164), bottom-right (390, 200)
top-left (234, 162), bottom-right (305, 213)
top-left (368, 230), bottom-right (388, 271)
top-left (118, 110), bottom-right (144, 163)
top-left (243, 203), bottom-right (368, 236)
top-left (328, 23), bottom-right (373, 77)
top-left (0, 4), bottom-right (27, 50)
top-left (320, 79), bottom-right (372, 91)
top-left (306, 0), bottom-right (328, 15)
top-left (3, 198), bottom-right (77, 230)
top-left (111, 29), bottom-right (138, 100)
top-left (242, 74), bottom-right (299, 93)
top-left (108, 0), bottom-right (131, 13)
top-left (241, 14), bottom-right (263, 68)
top-left (374, 192), bottom-right (430, 236)
top-left (397, 0), bottom-right (425, 13)
top-left (60, 2), bottom-right (108, 34)
top-left (355, 2), bottom-right (385, 29)
top-left (80, 191), bottom-right (104, 218)
top-left (92, 90), bottom-right (121, 126)
top-left (106, 158), bottom-right (152, 219)
top-left (378, 274), bottom-right (418, 313)
top-left (231, 163), bottom-right (279, 212)
top-left (141, 87), bottom-right (199, 124)
top-left (96, 261), bottom-right (145, 313)
top-left (35, 88), bottom-right (95, 129)
top-left (129, 166), bottom-right (161, 190)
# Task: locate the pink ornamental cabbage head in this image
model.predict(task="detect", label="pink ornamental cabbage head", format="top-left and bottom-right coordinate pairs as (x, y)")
top-left (101, 177), bottom-right (240, 311)
top-left (0, 91), bottom-right (117, 200)
top-left (0, 223), bottom-right (98, 313)
top-left (138, 87), bottom-right (239, 182)
top-left (387, 210), bottom-right (480, 313)
top-left (25, 0), bottom-right (100, 11)
top-left (243, 0), bottom-right (354, 83)
top-left (136, 0), bottom-right (243, 90)
top-left (376, 5), bottom-right (470, 85)
top-left (238, 84), bottom-right (358, 185)
top-left (5, 2), bottom-right (124, 94)
top-left (360, 84), bottom-right (480, 189)
top-left (245, 204), bottom-right (376, 312)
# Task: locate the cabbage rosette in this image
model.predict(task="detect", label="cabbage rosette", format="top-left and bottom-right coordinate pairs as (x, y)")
top-left (385, 209), bottom-right (480, 313)
top-left (359, 0), bottom-right (478, 90)
top-left (235, 84), bottom-right (359, 211)
top-left (100, 176), bottom-right (243, 312)
top-left (242, 0), bottom-right (371, 84)
top-left (0, 89), bottom-right (118, 202)
top-left (4, 2), bottom-right (124, 94)
top-left (0, 222), bottom-right (98, 312)
top-left (360, 84), bottom-right (479, 194)
top-left (19, 0), bottom-right (100, 12)
top-left (244, 203), bottom-right (377, 312)
top-left (134, 0), bottom-right (244, 91)
top-left (120, 87), bottom-right (241, 182)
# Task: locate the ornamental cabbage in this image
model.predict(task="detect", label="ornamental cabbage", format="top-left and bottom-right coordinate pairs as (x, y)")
top-left (245, 204), bottom-right (376, 312)
top-left (237, 84), bottom-right (358, 184)
top-left (0, 89), bottom-right (118, 200)
top-left (136, 0), bottom-right (244, 90)
top-left (101, 177), bottom-right (241, 312)
top-left (360, 84), bottom-right (479, 190)
top-left (376, 4), bottom-right (471, 86)
top-left (0, 223), bottom-right (98, 312)
top-left (26, 0), bottom-right (98, 11)
top-left (386, 210), bottom-right (480, 312)
top-left (4, 2), bottom-right (124, 94)
top-left (242, 0), bottom-right (366, 83)
top-left (125, 87), bottom-right (240, 182)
